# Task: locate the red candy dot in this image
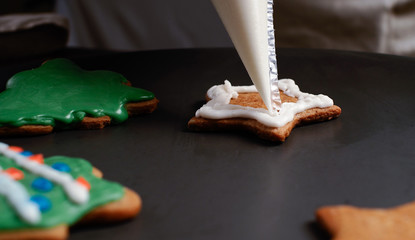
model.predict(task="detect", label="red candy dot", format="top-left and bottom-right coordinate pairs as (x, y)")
top-left (4, 168), bottom-right (24, 180)
top-left (8, 146), bottom-right (23, 153)
top-left (28, 154), bottom-right (44, 164)
top-left (76, 177), bottom-right (91, 190)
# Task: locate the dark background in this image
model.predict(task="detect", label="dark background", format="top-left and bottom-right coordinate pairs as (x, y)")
top-left (0, 0), bottom-right (54, 14)
top-left (0, 48), bottom-right (414, 239)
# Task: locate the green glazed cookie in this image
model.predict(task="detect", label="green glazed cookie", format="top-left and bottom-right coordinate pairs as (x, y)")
top-left (0, 58), bottom-right (158, 136)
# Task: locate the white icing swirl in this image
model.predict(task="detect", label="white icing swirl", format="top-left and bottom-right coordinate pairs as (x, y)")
top-left (0, 143), bottom-right (89, 205)
top-left (0, 167), bottom-right (41, 224)
top-left (195, 79), bottom-right (334, 128)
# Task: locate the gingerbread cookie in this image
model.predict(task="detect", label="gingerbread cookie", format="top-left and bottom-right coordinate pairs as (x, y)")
top-left (188, 79), bottom-right (341, 141)
top-left (0, 142), bottom-right (141, 240)
top-left (0, 58), bottom-right (158, 136)
top-left (316, 201), bottom-right (415, 240)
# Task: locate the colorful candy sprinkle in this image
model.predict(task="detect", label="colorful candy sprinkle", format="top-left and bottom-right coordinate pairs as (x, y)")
top-left (51, 162), bottom-right (71, 173)
top-left (28, 154), bottom-right (44, 164)
top-left (8, 146), bottom-right (23, 153)
top-left (20, 151), bottom-right (33, 157)
top-left (76, 176), bottom-right (91, 190)
top-left (30, 195), bottom-right (52, 212)
top-left (32, 177), bottom-right (54, 192)
top-left (4, 167), bottom-right (24, 180)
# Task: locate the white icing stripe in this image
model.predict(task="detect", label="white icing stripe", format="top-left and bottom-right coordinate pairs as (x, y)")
top-left (0, 169), bottom-right (41, 224)
top-left (196, 79), bottom-right (334, 128)
top-left (0, 143), bottom-right (89, 204)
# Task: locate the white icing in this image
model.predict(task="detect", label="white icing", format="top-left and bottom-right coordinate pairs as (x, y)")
top-left (211, 0), bottom-right (280, 112)
top-left (195, 79), bottom-right (334, 128)
top-left (0, 167), bottom-right (41, 224)
top-left (0, 143), bottom-right (89, 205)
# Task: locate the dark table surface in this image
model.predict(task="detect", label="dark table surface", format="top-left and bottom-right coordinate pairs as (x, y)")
top-left (1, 48), bottom-right (415, 240)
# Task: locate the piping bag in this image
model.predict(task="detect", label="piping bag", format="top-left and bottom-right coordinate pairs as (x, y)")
top-left (211, 0), bottom-right (281, 114)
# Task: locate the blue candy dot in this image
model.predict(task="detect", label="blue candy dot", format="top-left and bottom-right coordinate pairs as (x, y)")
top-left (31, 178), bottom-right (54, 192)
top-left (51, 162), bottom-right (71, 173)
top-left (20, 151), bottom-right (33, 157)
top-left (30, 195), bottom-right (52, 212)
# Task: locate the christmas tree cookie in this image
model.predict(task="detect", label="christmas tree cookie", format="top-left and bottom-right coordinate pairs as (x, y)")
top-left (0, 142), bottom-right (141, 239)
top-left (0, 58), bottom-right (158, 136)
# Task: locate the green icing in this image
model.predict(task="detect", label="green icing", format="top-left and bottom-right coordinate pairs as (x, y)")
top-left (0, 58), bottom-right (155, 127)
top-left (0, 155), bottom-right (125, 230)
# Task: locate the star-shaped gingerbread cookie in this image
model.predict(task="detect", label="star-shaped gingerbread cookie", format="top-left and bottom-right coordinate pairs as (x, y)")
top-left (0, 58), bottom-right (158, 136)
top-left (188, 79), bottom-right (341, 141)
top-left (316, 201), bottom-right (415, 240)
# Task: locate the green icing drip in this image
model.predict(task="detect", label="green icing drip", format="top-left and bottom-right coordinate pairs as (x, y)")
top-left (0, 58), bottom-right (155, 127)
top-left (0, 155), bottom-right (125, 230)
